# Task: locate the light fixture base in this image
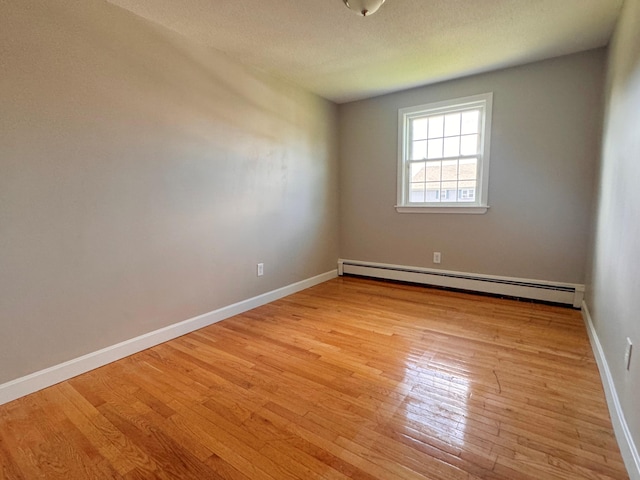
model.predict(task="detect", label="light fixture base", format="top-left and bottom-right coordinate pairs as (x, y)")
top-left (343, 0), bottom-right (386, 17)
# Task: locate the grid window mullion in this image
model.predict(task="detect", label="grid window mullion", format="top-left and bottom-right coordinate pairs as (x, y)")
top-left (402, 95), bottom-right (490, 206)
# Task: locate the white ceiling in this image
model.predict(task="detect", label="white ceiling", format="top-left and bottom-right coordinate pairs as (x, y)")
top-left (106, 0), bottom-right (623, 103)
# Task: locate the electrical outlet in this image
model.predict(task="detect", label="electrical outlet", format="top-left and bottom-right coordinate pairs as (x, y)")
top-left (625, 338), bottom-right (633, 371)
top-left (433, 252), bottom-right (441, 264)
top-left (257, 263), bottom-right (264, 277)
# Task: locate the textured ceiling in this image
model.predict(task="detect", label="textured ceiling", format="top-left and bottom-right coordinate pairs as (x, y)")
top-left (106, 0), bottom-right (623, 103)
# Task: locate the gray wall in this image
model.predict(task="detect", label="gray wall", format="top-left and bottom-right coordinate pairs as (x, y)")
top-left (0, 0), bottom-right (339, 384)
top-left (339, 50), bottom-right (605, 284)
top-left (586, 0), bottom-right (640, 468)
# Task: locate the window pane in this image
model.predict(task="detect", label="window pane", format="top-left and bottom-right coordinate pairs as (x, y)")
top-left (412, 117), bottom-right (429, 140)
top-left (460, 134), bottom-right (478, 155)
top-left (425, 161), bottom-right (441, 182)
top-left (443, 137), bottom-right (460, 157)
top-left (426, 183), bottom-right (440, 202)
top-left (458, 187), bottom-right (476, 202)
top-left (461, 110), bottom-right (479, 134)
top-left (441, 159), bottom-right (458, 181)
top-left (444, 113), bottom-right (461, 137)
top-left (441, 181), bottom-right (458, 202)
top-left (427, 138), bottom-right (443, 159)
top-left (411, 140), bottom-right (427, 160)
top-left (428, 115), bottom-right (444, 138)
top-left (458, 158), bottom-right (477, 180)
top-left (410, 183), bottom-right (425, 203)
top-left (410, 162), bottom-right (426, 182)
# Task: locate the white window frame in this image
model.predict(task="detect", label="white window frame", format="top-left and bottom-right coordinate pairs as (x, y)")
top-left (396, 92), bottom-right (493, 214)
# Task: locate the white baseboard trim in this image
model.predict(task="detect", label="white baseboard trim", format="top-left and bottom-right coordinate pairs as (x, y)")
top-left (339, 259), bottom-right (584, 307)
top-left (0, 269), bottom-right (337, 406)
top-left (582, 301), bottom-right (640, 480)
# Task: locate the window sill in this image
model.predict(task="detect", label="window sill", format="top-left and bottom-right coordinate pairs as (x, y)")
top-left (395, 205), bottom-right (489, 214)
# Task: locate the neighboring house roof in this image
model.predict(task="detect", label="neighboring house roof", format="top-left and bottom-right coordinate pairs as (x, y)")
top-left (411, 161), bottom-right (477, 185)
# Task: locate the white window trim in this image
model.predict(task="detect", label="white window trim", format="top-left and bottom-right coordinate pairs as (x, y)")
top-left (396, 92), bottom-right (493, 214)
top-left (395, 205), bottom-right (489, 214)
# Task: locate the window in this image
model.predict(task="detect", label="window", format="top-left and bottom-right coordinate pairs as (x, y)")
top-left (459, 188), bottom-right (475, 200)
top-left (397, 93), bottom-right (493, 214)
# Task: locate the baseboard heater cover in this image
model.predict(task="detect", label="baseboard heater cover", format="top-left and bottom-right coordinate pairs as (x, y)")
top-left (338, 259), bottom-right (584, 308)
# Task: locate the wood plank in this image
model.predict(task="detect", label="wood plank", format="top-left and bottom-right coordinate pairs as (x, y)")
top-left (0, 277), bottom-right (629, 479)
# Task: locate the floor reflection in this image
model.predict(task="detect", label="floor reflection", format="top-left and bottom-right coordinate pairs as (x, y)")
top-left (397, 355), bottom-right (471, 448)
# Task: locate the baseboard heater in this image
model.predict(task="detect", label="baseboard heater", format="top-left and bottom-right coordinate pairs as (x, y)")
top-left (338, 259), bottom-right (584, 308)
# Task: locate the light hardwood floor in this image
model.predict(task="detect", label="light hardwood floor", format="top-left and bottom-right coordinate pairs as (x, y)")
top-left (0, 277), bottom-right (629, 479)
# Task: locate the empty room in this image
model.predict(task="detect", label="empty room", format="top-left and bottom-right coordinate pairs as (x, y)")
top-left (1, 0), bottom-right (639, 479)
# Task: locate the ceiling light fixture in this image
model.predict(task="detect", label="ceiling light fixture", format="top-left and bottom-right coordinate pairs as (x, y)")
top-left (343, 0), bottom-right (386, 17)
